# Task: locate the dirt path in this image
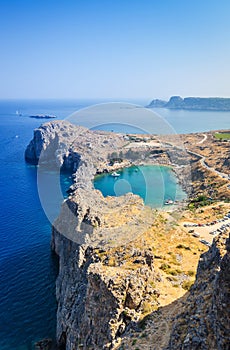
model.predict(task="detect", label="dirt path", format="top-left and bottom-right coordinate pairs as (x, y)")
top-left (197, 133), bottom-right (207, 144)
top-left (187, 149), bottom-right (229, 180)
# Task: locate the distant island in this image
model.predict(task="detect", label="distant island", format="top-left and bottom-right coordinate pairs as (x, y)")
top-left (29, 114), bottom-right (57, 119)
top-left (147, 96), bottom-right (230, 111)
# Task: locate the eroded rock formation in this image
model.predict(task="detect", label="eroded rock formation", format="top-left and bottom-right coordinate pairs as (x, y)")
top-left (167, 232), bottom-right (230, 350)
top-left (25, 121), bottom-right (230, 350)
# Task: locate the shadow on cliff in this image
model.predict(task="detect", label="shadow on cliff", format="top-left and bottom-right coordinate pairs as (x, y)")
top-left (120, 233), bottom-right (230, 350)
top-left (120, 292), bottom-right (189, 349)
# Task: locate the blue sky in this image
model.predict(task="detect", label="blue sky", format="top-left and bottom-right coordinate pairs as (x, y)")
top-left (1, 0), bottom-right (230, 99)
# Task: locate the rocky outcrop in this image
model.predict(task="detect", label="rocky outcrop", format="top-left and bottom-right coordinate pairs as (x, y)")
top-left (51, 170), bottom-right (156, 349)
top-left (26, 121), bottom-right (158, 349)
top-left (147, 99), bottom-right (167, 108)
top-left (26, 121), bottom-right (230, 349)
top-left (25, 121), bottom-right (83, 168)
top-left (25, 120), bottom-right (127, 172)
top-left (148, 96), bottom-right (230, 111)
top-left (167, 232), bottom-right (230, 350)
top-left (34, 338), bottom-right (53, 350)
top-left (52, 226), bottom-right (157, 350)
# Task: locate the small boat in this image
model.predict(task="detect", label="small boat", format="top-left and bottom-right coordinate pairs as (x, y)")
top-left (164, 199), bottom-right (174, 205)
top-left (111, 172), bottom-right (120, 177)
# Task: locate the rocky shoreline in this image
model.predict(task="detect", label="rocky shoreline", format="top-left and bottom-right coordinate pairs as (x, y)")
top-left (148, 96), bottom-right (230, 111)
top-left (25, 121), bottom-right (230, 349)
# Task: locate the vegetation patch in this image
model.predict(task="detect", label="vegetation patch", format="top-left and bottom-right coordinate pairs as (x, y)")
top-left (189, 195), bottom-right (213, 208)
top-left (214, 132), bottom-right (230, 140)
top-left (182, 280), bottom-right (193, 291)
top-left (176, 244), bottom-right (191, 250)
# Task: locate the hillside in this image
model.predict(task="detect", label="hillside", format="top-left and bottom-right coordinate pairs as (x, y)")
top-left (25, 121), bottom-right (230, 350)
top-left (148, 96), bottom-right (230, 111)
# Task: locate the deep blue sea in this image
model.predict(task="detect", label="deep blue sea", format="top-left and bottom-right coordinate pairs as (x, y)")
top-left (0, 99), bottom-right (229, 350)
top-left (0, 100), bottom-right (93, 350)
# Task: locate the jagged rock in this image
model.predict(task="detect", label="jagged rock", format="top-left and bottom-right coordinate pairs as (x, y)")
top-left (168, 232), bottom-right (230, 349)
top-left (52, 228), bottom-right (157, 349)
top-left (25, 121), bottom-right (230, 349)
top-left (34, 338), bottom-right (53, 350)
top-left (148, 96), bottom-right (230, 111)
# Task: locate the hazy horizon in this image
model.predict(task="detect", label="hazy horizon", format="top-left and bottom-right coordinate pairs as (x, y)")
top-left (1, 0), bottom-right (230, 99)
top-left (1, 95), bottom-right (230, 102)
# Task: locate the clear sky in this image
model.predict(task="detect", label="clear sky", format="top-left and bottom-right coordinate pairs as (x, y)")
top-left (1, 0), bottom-right (230, 100)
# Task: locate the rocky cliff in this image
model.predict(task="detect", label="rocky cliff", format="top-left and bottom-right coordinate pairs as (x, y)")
top-left (26, 121), bottom-right (230, 349)
top-left (117, 231), bottom-right (230, 350)
top-left (51, 224), bottom-right (158, 350)
top-left (148, 96), bottom-right (230, 111)
top-left (167, 232), bottom-right (230, 350)
top-left (25, 120), bottom-right (126, 172)
top-left (26, 121), bottom-right (159, 349)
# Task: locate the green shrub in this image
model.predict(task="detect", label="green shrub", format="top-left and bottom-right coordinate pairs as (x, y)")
top-left (160, 263), bottom-right (171, 271)
top-left (187, 270), bottom-right (195, 277)
top-left (182, 280), bottom-right (193, 290)
top-left (176, 244), bottom-right (191, 250)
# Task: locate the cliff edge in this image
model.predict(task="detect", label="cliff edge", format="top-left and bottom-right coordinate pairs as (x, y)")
top-left (148, 96), bottom-right (230, 111)
top-left (25, 121), bottom-right (230, 349)
top-left (167, 232), bottom-right (230, 350)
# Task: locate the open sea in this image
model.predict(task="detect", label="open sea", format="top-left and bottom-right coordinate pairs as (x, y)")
top-left (0, 99), bottom-right (229, 349)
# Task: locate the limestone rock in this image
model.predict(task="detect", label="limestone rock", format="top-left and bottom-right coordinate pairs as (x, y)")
top-left (168, 232), bottom-right (230, 349)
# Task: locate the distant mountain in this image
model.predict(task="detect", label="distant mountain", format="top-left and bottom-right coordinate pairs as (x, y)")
top-left (146, 98), bottom-right (167, 108)
top-left (147, 96), bottom-right (230, 111)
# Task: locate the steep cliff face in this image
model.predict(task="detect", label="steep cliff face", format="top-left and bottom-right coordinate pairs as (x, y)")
top-left (25, 120), bottom-right (127, 174)
top-left (148, 96), bottom-right (230, 111)
top-left (50, 167), bottom-right (158, 349)
top-left (26, 121), bottom-right (158, 349)
top-left (26, 121), bottom-right (230, 349)
top-left (51, 206), bottom-right (157, 350)
top-left (25, 121), bottom-right (83, 169)
top-left (167, 232), bottom-right (230, 350)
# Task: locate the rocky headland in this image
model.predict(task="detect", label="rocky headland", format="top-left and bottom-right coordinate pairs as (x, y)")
top-left (25, 121), bottom-right (230, 349)
top-left (148, 96), bottom-right (230, 111)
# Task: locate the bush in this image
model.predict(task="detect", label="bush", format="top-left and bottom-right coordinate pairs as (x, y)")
top-left (187, 270), bottom-right (195, 277)
top-left (176, 244), bottom-right (191, 250)
top-left (182, 280), bottom-right (193, 291)
top-left (160, 263), bottom-right (171, 271)
top-left (189, 194), bottom-right (213, 208)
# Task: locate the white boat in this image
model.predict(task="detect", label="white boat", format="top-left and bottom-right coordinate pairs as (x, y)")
top-left (111, 172), bottom-right (120, 177)
top-left (164, 199), bottom-right (174, 205)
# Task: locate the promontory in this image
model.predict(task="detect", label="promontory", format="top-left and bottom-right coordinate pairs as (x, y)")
top-left (147, 96), bottom-right (230, 111)
top-left (26, 121), bottom-right (230, 350)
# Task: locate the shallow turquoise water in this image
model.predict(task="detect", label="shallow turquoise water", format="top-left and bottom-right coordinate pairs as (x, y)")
top-left (0, 99), bottom-right (228, 349)
top-left (94, 165), bottom-right (186, 208)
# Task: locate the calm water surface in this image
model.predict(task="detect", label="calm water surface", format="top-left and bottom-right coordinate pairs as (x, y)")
top-left (0, 99), bottom-right (229, 349)
top-left (94, 165), bottom-right (186, 207)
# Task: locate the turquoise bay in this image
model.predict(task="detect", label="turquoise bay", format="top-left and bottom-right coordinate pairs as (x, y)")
top-left (1, 99), bottom-right (229, 350)
top-left (94, 165), bottom-right (186, 208)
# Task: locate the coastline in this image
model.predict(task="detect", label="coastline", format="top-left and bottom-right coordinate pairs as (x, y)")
top-left (24, 121), bottom-right (230, 349)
